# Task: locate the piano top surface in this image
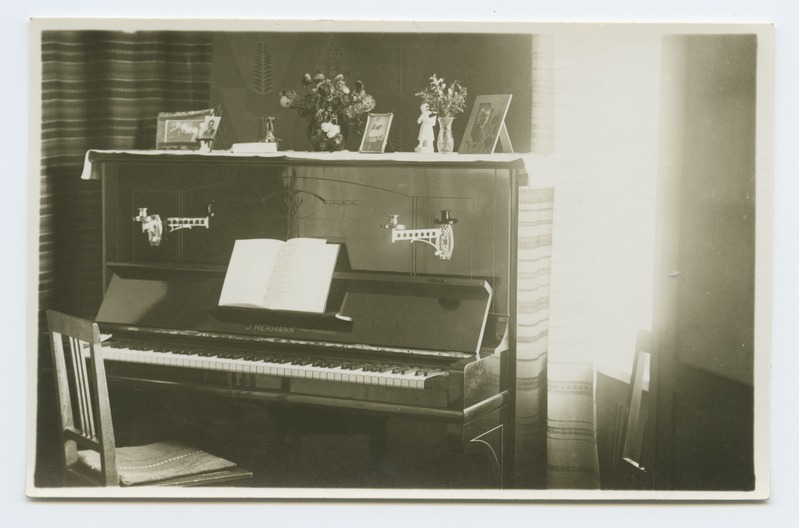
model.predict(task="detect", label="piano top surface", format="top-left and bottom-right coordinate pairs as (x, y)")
top-left (82, 149), bottom-right (529, 181)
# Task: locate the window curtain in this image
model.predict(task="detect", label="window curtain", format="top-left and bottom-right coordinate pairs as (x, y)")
top-left (514, 187), bottom-right (554, 488)
top-left (520, 31), bottom-right (662, 490)
top-left (39, 30), bottom-right (212, 324)
top-left (515, 34), bottom-right (602, 489)
top-left (514, 188), bottom-right (602, 491)
top-left (36, 30), bottom-right (213, 486)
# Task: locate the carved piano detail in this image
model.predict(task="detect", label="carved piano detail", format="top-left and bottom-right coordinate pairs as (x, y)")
top-left (84, 151), bottom-right (526, 488)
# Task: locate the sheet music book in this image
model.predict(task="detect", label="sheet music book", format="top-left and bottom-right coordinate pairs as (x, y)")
top-left (218, 238), bottom-right (340, 313)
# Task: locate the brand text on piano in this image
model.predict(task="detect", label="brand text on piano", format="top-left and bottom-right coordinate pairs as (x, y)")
top-left (245, 323), bottom-right (296, 334)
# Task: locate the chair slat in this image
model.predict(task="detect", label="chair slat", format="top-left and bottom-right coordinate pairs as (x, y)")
top-left (79, 340), bottom-right (98, 439)
top-left (68, 336), bottom-right (95, 439)
top-left (66, 336), bottom-right (89, 437)
top-left (48, 328), bottom-right (78, 469)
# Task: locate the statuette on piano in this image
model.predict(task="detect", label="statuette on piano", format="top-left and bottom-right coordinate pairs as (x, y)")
top-left (382, 210), bottom-right (457, 260)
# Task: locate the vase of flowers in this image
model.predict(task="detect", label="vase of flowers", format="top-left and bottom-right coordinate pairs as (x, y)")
top-left (436, 116), bottom-right (455, 154)
top-left (280, 72), bottom-right (376, 152)
top-left (415, 74), bottom-right (467, 154)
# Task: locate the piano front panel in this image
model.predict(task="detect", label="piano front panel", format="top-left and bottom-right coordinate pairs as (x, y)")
top-left (288, 168), bottom-right (415, 273)
top-left (289, 165), bottom-right (513, 311)
top-left (180, 174), bottom-right (291, 264)
top-left (104, 159), bottom-right (515, 318)
top-left (109, 163), bottom-right (290, 267)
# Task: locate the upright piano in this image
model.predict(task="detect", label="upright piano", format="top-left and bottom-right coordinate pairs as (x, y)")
top-left (82, 151), bottom-right (526, 488)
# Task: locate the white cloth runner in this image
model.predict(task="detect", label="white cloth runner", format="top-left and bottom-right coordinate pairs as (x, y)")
top-left (80, 149), bottom-right (528, 180)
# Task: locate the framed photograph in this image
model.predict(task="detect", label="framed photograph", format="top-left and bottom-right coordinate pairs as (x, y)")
top-left (156, 108), bottom-right (215, 150)
top-left (198, 115), bottom-right (221, 140)
top-left (458, 94), bottom-right (513, 154)
top-left (359, 113), bottom-right (393, 153)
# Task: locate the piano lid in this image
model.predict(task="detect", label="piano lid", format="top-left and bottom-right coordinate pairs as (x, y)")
top-left (96, 271), bottom-right (493, 356)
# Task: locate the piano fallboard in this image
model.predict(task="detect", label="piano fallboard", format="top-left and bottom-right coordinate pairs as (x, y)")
top-left (97, 270), bottom-right (497, 357)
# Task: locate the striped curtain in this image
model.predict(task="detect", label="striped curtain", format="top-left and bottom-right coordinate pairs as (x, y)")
top-left (516, 34), bottom-right (602, 489)
top-left (546, 363), bottom-right (601, 488)
top-left (514, 187), bottom-right (601, 490)
top-left (39, 30), bottom-right (212, 324)
top-left (514, 187), bottom-right (554, 488)
top-left (35, 31), bottom-right (212, 486)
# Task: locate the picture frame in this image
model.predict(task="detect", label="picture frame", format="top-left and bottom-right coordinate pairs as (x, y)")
top-left (359, 113), bottom-right (393, 153)
top-left (198, 115), bottom-right (221, 140)
top-left (458, 94), bottom-right (513, 154)
top-left (155, 108), bottom-right (216, 150)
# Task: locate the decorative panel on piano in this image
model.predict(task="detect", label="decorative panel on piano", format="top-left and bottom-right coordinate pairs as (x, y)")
top-left (83, 150), bottom-right (527, 488)
top-left (289, 165), bottom-right (513, 311)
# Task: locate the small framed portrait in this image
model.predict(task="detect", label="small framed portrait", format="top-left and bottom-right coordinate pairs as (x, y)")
top-left (156, 108), bottom-right (215, 150)
top-left (458, 95), bottom-right (513, 154)
top-left (198, 116), bottom-right (221, 140)
top-left (359, 113), bottom-right (393, 153)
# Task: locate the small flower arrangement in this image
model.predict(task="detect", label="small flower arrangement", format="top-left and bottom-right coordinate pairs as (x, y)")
top-left (415, 74), bottom-right (468, 117)
top-left (280, 71), bottom-right (376, 151)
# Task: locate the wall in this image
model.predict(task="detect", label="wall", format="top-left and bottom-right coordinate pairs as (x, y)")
top-left (208, 32), bottom-right (532, 152)
top-left (669, 35), bottom-right (757, 385)
top-left (652, 34), bottom-right (757, 490)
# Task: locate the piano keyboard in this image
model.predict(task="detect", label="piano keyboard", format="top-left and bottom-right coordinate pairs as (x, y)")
top-left (101, 339), bottom-right (447, 389)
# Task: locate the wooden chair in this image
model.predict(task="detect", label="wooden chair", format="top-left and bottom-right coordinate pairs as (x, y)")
top-left (615, 329), bottom-right (656, 489)
top-left (596, 329), bottom-right (656, 489)
top-left (621, 330), bottom-right (654, 475)
top-left (46, 310), bottom-right (253, 487)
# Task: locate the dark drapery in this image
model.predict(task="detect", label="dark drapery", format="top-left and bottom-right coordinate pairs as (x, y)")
top-left (36, 30), bottom-right (213, 486)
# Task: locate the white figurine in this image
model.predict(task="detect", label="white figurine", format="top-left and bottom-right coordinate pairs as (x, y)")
top-left (415, 103), bottom-right (436, 153)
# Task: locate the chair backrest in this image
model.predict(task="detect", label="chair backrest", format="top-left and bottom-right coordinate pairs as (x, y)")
top-left (46, 310), bottom-right (119, 486)
top-left (622, 329), bottom-right (654, 475)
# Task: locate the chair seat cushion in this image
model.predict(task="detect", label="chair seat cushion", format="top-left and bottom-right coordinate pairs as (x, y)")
top-left (78, 441), bottom-right (238, 486)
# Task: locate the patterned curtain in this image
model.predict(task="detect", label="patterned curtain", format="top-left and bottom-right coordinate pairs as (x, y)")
top-left (546, 363), bottom-right (601, 488)
top-left (531, 35), bottom-right (555, 155)
top-left (513, 187), bottom-right (553, 488)
top-left (516, 35), bottom-right (602, 489)
top-left (39, 30), bottom-right (212, 322)
top-left (514, 188), bottom-right (600, 490)
top-left (36, 30), bottom-right (213, 486)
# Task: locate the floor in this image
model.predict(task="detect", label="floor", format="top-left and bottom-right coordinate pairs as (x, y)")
top-left (109, 386), bottom-right (495, 489)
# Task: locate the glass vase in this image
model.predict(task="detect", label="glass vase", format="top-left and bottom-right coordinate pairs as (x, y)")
top-left (436, 116), bottom-right (455, 154)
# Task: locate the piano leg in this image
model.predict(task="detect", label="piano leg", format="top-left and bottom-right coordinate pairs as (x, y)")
top-left (448, 408), bottom-right (506, 489)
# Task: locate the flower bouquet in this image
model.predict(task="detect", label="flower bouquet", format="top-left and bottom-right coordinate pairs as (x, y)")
top-left (414, 74), bottom-right (468, 117)
top-left (415, 74), bottom-right (468, 153)
top-left (280, 72), bottom-right (376, 151)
